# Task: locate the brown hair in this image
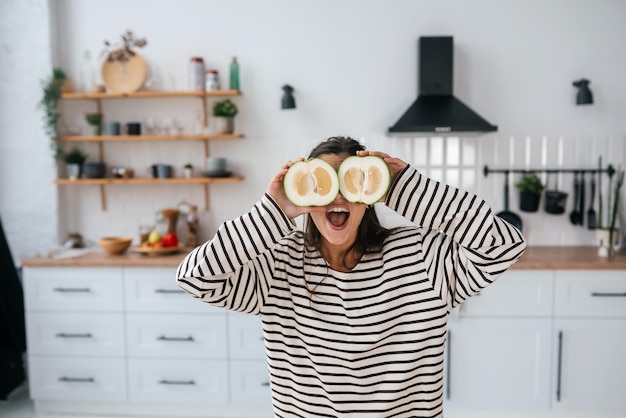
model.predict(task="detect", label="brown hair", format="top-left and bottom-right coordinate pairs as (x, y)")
top-left (303, 136), bottom-right (392, 258)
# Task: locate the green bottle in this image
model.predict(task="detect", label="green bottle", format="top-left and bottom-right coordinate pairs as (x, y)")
top-left (229, 56), bottom-right (239, 91)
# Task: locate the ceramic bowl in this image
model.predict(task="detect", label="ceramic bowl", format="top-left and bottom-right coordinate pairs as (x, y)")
top-left (99, 236), bottom-right (133, 255)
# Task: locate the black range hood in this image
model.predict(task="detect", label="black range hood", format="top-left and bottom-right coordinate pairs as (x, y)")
top-left (388, 36), bottom-right (497, 135)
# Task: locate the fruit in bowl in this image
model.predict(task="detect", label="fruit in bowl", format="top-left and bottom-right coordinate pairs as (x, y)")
top-left (99, 236), bottom-right (133, 255)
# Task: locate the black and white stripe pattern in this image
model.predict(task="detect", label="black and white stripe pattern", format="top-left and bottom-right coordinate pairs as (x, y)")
top-left (177, 166), bottom-right (526, 417)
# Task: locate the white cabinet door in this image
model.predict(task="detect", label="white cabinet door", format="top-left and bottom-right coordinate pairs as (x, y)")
top-left (27, 312), bottom-right (125, 357)
top-left (228, 311), bottom-right (265, 360)
top-left (23, 267), bottom-right (124, 312)
top-left (229, 360), bottom-right (272, 405)
top-left (124, 267), bottom-right (222, 314)
top-left (445, 318), bottom-right (552, 410)
top-left (552, 319), bottom-right (626, 414)
top-left (126, 313), bottom-right (227, 359)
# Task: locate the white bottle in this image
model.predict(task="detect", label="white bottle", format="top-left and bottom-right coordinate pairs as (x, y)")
top-left (79, 50), bottom-right (94, 93)
top-left (188, 57), bottom-right (205, 91)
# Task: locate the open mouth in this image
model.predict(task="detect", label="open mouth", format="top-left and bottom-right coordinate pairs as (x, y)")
top-left (326, 206), bottom-right (350, 228)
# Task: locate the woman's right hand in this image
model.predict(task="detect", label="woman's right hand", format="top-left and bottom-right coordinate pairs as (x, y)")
top-left (267, 159), bottom-right (326, 220)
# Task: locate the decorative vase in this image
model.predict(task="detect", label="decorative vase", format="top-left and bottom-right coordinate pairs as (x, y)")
top-left (66, 163), bottom-right (81, 180)
top-left (596, 228), bottom-right (620, 257)
top-left (519, 193), bottom-right (541, 212)
top-left (214, 117), bottom-right (234, 134)
top-left (101, 53), bottom-right (148, 94)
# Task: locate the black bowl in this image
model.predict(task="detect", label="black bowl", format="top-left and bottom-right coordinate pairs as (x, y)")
top-left (83, 162), bottom-right (106, 178)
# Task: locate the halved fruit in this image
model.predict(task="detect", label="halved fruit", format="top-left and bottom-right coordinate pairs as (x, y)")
top-left (284, 158), bottom-right (339, 206)
top-left (337, 156), bottom-right (391, 204)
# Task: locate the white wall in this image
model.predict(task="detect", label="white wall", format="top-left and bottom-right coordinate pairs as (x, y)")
top-left (1, 0), bottom-right (625, 261)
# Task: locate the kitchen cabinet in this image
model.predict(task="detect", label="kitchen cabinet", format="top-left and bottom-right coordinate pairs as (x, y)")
top-left (57, 90), bottom-right (245, 210)
top-left (445, 271), bottom-right (553, 411)
top-left (551, 271), bottom-right (626, 414)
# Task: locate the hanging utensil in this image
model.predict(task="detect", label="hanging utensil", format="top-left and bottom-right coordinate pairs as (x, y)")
top-left (578, 171), bottom-right (585, 227)
top-left (587, 174), bottom-right (596, 229)
top-left (569, 172), bottom-right (581, 225)
top-left (496, 171), bottom-right (523, 231)
top-left (545, 172), bottom-right (568, 215)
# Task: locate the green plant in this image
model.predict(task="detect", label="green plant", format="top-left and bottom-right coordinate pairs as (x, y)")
top-left (85, 113), bottom-right (103, 125)
top-left (212, 99), bottom-right (238, 117)
top-left (102, 30), bottom-right (147, 62)
top-left (39, 67), bottom-right (67, 160)
top-left (63, 148), bottom-right (88, 164)
top-left (515, 172), bottom-right (544, 195)
top-left (184, 163), bottom-right (193, 169)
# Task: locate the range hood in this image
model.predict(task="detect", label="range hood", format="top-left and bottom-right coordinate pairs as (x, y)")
top-left (388, 36), bottom-right (497, 135)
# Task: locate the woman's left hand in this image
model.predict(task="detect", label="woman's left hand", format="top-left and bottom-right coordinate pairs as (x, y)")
top-left (356, 150), bottom-right (408, 184)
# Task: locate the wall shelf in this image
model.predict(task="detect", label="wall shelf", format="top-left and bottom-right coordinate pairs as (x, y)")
top-left (58, 133), bottom-right (244, 142)
top-left (60, 90), bottom-right (241, 100)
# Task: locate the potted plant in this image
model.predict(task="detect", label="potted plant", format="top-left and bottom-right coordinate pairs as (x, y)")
top-left (516, 172), bottom-right (544, 212)
top-left (85, 113), bottom-right (103, 135)
top-left (39, 67), bottom-right (67, 160)
top-left (63, 148), bottom-right (88, 180)
top-left (183, 163), bottom-right (193, 178)
top-left (212, 99), bottom-right (238, 134)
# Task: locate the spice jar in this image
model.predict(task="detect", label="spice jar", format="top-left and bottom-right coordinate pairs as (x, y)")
top-left (188, 57), bottom-right (205, 91)
top-left (205, 69), bottom-right (220, 91)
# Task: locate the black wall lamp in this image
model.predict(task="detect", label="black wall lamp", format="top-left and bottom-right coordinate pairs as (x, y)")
top-left (573, 78), bottom-right (593, 105)
top-left (281, 85), bottom-right (296, 109)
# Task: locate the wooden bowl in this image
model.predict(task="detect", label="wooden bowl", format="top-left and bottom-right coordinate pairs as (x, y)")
top-left (99, 236), bottom-right (133, 255)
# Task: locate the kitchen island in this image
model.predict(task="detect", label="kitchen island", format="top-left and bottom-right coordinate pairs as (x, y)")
top-left (19, 247), bottom-right (626, 417)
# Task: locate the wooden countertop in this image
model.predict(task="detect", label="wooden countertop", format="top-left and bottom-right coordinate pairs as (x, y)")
top-left (20, 246), bottom-right (626, 270)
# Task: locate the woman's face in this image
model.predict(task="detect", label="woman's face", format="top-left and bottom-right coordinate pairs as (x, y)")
top-left (309, 153), bottom-right (367, 248)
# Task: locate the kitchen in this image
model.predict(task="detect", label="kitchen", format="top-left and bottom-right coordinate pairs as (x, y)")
top-left (0, 0), bottom-right (625, 417)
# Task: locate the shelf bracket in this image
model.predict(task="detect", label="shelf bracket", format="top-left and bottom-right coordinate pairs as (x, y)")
top-left (204, 183), bottom-right (210, 210)
top-left (99, 185), bottom-right (107, 211)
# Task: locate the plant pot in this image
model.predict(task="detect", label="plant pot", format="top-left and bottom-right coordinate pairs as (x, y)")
top-left (183, 167), bottom-right (193, 178)
top-left (88, 123), bottom-right (101, 136)
top-left (544, 190), bottom-right (568, 215)
top-left (519, 192), bottom-right (541, 212)
top-left (596, 228), bottom-right (620, 257)
top-left (214, 117), bottom-right (234, 134)
top-left (66, 163), bottom-right (82, 180)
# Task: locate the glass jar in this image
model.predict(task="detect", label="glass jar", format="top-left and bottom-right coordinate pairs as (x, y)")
top-left (188, 57), bottom-right (205, 91)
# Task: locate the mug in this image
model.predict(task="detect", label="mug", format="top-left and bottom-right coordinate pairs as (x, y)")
top-left (104, 121), bottom-right (121, 135)
top-left (206, 157), bottom-right (227, 175)
top-left (151, 164), bottom-right (172, 178)
top-left (127, 122), bottom-right (141, 135)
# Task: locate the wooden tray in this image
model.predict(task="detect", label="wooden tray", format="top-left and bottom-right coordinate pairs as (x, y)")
top-left (131, 243), bottom-right (184, 256)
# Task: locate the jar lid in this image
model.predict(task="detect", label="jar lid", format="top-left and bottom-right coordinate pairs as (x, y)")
top-left (190, 57), bottom-right (204, 62)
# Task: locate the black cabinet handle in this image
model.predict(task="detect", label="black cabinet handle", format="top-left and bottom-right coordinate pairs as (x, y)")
top-left (53, 287), bottom-right (91, 293)
top-left (591, 292), bottom-right (626, 297)
top-left (56, 333), bottom-right (93, 338)
top-left (154, 289), bottom-right (185, 294)
top-left (446, 331), bottom-right (451, 400)
top-left (261, 381), bottom-right (270, 387)
top-left (157, 335), bottom-right (195, 342)
top-left (58, 376), bottom-right (95, 383)
top-left (158, 379), bottom-right (195, 385)
top-left (556, 331), bottom-right (563, 402)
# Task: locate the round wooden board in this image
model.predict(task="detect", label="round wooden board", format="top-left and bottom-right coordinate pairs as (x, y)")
top-left (131, 243), bottom-right (184, 256)
top-left (101, 53), bottom-right (148, 94)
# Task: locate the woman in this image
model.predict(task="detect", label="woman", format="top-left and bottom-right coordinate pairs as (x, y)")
top-left (176, 136), bottom-right (526, 418)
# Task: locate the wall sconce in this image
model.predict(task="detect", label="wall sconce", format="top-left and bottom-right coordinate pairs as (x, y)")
top-left (573, 79), bottom-right (593, 105)
top-left (281, 85), bottom-right (296, 110)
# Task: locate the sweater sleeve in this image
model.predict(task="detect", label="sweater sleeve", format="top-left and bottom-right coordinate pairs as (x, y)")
top-left (175, 193), bottom-right (295, 314)
top-left (385, 166), bottom-right (527, 309)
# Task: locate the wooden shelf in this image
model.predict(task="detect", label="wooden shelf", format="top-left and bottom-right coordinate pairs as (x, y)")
top-left (58, 133), bottom-right (245, 142)
top-left (55, 176), bottom-right (243, 211)
top-left (61, 90), bottom-right (241, 100)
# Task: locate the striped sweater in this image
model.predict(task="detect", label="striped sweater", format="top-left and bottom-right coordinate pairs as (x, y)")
top-left (176, 166), bottom-right (527, 418)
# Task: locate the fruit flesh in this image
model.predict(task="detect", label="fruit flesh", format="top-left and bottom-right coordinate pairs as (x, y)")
top-left (284, 159), bottom-right (339, 206)
top-left (338, 156), bottom-right (390, 204)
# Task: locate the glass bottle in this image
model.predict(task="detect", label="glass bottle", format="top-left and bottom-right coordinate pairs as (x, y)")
top-left (79, 50), bottom-right (94, 93)
top-left (229, 56), bottom-right (239, 91)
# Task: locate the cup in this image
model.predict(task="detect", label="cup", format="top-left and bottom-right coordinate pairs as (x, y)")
top-left (127, 122), bottom-right (141, 135)
top-left (206, 157), bottom-right (227, 175)
top-left (104, 121), bottom-right (121, 135)
top-left (151, 164), bottom-right (173, 178)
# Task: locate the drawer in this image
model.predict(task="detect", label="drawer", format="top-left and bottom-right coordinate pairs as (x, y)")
top-left (229, 360), bottom-right (272, 405)
top-left (27, 312), bottom-right (124, 357)
top-left (457, 270), bottom-right (554, 317)
top-left (23, 267), bottom-right (124, 312)
top-left (228, 312), bottom-right (266, 360)
top-left (28, 355), bottom-right (126, 401)
top-left (126, 313), bottom-right (227, 359)
top-left (555, 271), bottom-right (626, 317)
top-left (124, 267), bottom-right (222, 314)
top-left (128, 358), bottom-right (228, 404)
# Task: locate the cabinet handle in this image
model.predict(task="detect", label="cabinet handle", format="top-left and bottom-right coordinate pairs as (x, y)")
top-left (159, 379), bottom-right (196, 385)
top-left (261, 381), bottom-right (270, 387)
top-left (58, 376), bottom-right (95, 383)
top-left (154, 289), bottom-right (185, 294)
top-left (53, 287), bottom-right (91, 293)
top-left (590, 292), bottom-right (626, 297)
top-left (556, 330), bottom-right (563, 402)
top-left (157, 335), bottom-right (195, 342)
top-left (446, 331), bottom-right (451, 400)
top-left (56, 333), bottom-right (93, 339)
